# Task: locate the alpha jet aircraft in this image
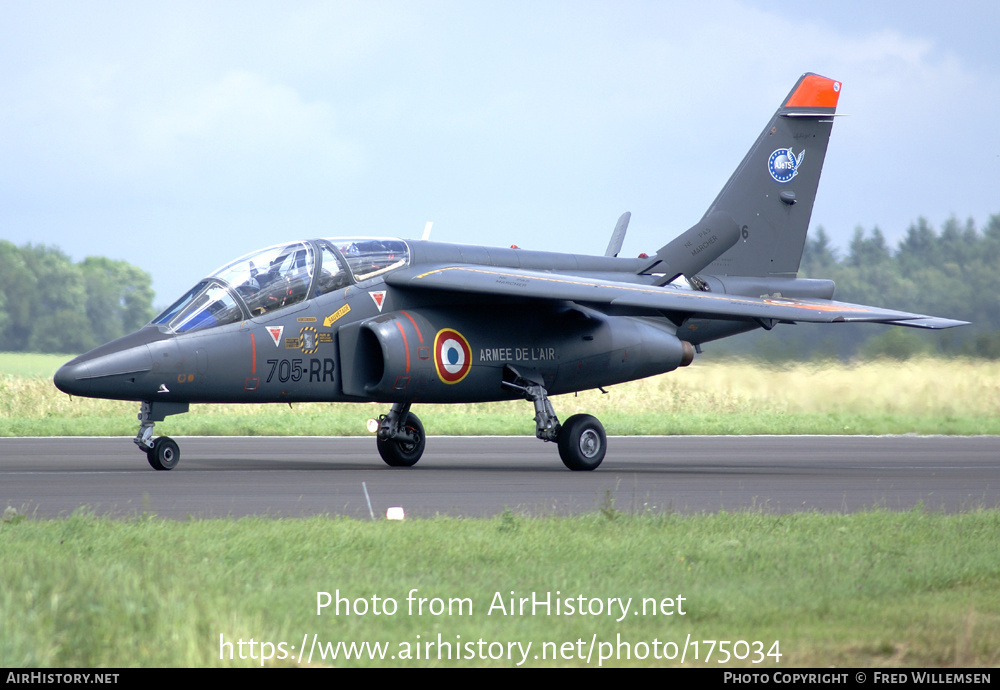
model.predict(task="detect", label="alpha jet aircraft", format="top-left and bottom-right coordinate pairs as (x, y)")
top-left (54, 73), bottom-right (967, 472)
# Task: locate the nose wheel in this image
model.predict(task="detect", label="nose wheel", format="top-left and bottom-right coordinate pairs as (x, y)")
top-left (373, 402), bottom-right (426, 467)
top-left (134, 401), bottom-right (188, 471)
top-left (146, 436), bottom-right (180, 471)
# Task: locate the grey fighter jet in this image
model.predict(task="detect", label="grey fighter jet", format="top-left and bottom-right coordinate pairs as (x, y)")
top-left (54, 73), bottom-right (967, 471)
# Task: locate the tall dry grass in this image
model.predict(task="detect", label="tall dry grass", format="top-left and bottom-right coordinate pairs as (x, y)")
top-left (3, 356), bottom-right (998, 435)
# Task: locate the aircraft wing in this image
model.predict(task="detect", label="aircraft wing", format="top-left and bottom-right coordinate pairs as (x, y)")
top-left (386, 265), bottom-right (969, 329)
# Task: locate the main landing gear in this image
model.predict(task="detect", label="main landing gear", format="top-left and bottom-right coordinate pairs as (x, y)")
top-left (134, 401), bottom-right (188, 470)
top-left (371, 376), bottom-right (606, 470)
top-left (503, 368), bottom-right (607, 471)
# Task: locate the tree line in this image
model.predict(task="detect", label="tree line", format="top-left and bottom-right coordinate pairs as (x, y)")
top-left (1, 214), bottom-right (997, 357)
top-left (721, 214), bottom-right (1000, 361)
top-left (0, 241), bottom-right (154, 354)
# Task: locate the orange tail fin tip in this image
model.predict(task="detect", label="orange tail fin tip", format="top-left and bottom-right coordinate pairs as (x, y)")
top-left (784, 74), bottom-right (841, 108)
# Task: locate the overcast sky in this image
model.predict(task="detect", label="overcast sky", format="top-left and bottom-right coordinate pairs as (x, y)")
top-left (3, 0), bottom-right (999, 305)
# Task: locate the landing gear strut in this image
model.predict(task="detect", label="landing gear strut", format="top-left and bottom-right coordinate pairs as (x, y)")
top-left (503, 368), bottom-right (606, 471)
top-left (374, 402), bottom-right (426, 467)
top-left (134, 401), bottom-right (188, 471)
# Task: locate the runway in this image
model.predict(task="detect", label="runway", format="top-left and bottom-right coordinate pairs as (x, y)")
top-left (1, 436), bottom-right (998, 519)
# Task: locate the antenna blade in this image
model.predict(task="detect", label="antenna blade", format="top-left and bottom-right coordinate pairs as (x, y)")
top-left (604, 212), bottom-right (630, 257)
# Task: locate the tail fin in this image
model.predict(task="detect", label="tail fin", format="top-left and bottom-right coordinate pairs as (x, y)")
top-left (693, 73), bottom-right (841, 278)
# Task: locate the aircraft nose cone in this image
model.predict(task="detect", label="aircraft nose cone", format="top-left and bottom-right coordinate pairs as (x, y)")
top-left (53, 360), bottom-right (88, 396)
top-left (53, 344), bottom-right (154, 399)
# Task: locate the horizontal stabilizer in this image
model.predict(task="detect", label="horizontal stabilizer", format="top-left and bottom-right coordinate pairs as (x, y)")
top-left (640, 210), bottom-right (740, 284)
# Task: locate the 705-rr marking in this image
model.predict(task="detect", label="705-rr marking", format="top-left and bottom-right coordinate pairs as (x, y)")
top-left (265, 358), bottom-right (335, 384)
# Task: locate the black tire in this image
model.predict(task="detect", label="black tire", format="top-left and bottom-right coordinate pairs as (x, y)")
top-left (147, 436), bottom-right (180, 471)
top-left (377, 412), bottom-right (425, 467)
top-left (558, 414), bottom-right (606, 471)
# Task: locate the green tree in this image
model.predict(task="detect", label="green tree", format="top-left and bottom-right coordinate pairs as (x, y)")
top-left (847, 226), bottom-right (890, 267)
top-left (81, 257), bottom-right (155, 345)
top-left (896, 217), bottom-right (937, 275)
top-left (800, 226), bottom-right (838, 275)
top-left (0, 241), bottom-right (40, 351)
top-left (0, 242), bottom-right (155, 354)
top-left (20, 244), bottom-right (93, 353)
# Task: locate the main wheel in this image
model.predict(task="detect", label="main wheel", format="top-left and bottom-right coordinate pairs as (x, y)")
top-left (377, 412), bottom-right (425, 467)
top-left (146, 436), bottom-right (180, 471)
top-left (558, 414), bottom-right (606, 471)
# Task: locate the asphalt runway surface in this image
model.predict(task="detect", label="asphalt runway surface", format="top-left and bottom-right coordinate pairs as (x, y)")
top-left (1, 436), bottom-right (998, 519)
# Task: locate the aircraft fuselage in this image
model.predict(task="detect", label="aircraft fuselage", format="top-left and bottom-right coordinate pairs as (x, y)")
top-left (54, 240), bottom-right (703, 406)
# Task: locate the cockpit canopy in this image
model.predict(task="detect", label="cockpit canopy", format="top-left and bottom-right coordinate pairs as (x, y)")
top-left (151, 238), bottom-right (409, 334)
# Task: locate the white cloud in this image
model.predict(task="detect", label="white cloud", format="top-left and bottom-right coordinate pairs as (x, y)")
top-left (3, 65), bottom-right (361, 208)
top-left (2, 0), bottom-right (998, 302)
top-left (135, 71), bottom-right (361, 195)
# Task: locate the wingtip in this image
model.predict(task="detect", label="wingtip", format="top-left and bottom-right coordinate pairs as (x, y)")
top-left (885, 317), bottom-right (971, 330)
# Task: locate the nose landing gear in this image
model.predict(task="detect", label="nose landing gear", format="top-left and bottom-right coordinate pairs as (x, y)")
top-left (147, 436), bottom-right (180, 470)
top-left (134, 401), bottom-right (189, 470)
top-left (373, 402), bottom-right (426, 467)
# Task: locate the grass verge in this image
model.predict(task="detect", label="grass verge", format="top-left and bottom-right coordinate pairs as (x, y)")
top-left (1, 508), bottom-right (998, 668)
top-left (4, 355), bottom-right (1000, 436)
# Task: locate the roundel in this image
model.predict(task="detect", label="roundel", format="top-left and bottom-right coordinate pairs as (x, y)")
top-left (434, 328), bottom-right (472, 384)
